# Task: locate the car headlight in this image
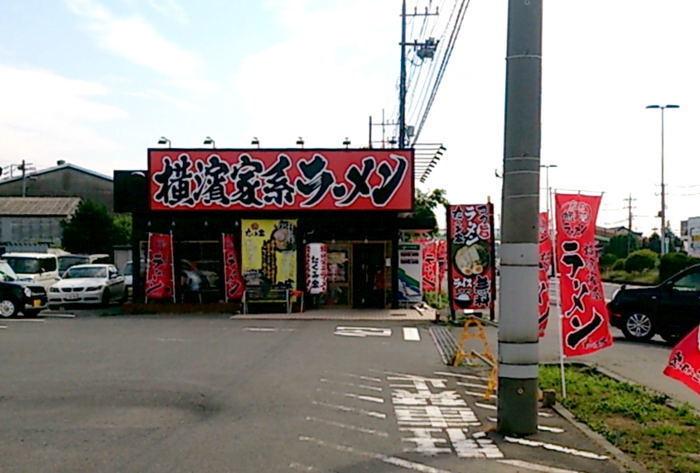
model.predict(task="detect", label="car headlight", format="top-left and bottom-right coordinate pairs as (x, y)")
top-left (86, 286), bottom-right (103, 291)
top-left (23, 287), bottom-right (32, 298)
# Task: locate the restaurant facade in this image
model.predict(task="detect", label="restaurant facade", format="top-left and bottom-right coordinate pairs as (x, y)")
top-left (114, 148), bottom-right (415, 310)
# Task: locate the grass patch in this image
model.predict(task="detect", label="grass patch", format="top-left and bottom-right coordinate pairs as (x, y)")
top-left (540, 365), bottom-right (700, 473)
top-left (602, 269), bottom-right (659, 285)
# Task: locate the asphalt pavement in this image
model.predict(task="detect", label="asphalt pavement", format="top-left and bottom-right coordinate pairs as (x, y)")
top-left (0, 313), bottom-right (626, 473)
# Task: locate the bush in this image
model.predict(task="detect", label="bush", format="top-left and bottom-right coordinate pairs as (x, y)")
top-left (599, 253), bottom-right (618, 269)
top-left (659, 252), bottom-right (700, 282)
top-left (611, 258), bottom-right (626, 271)
top-left (624, 249), bottom-right (658, 273)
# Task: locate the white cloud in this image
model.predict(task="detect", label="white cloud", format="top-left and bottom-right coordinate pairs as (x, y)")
top-left (0, 64), bottom-right (127, 167)
top-left (127, 88), bottom-right (198, 111)
top-left (66, 0), bottom-right (215, 92)
top-left (147, 0), bottom-right (188, 23)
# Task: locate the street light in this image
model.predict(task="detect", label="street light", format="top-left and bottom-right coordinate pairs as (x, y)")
top-left (251, 137), bottom-right (260, 148)
top-left (646, 104), bottom-right (680, 255)
top-left (296, 137), bottom-right (304, 148)
top-left (157, 136), bottom-right (171, 148)
top-left (343, 137), bottom-right (351, 149)
top-left (203, 136), bottom-right (216, 148)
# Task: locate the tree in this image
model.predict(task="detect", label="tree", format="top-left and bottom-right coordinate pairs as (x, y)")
top-left (624, 249), bottom-right (658, 273)
top-left (413, 188), bottom-right (449, 233)
top-left (643, 233), bottom-right (661, 254)
top-left (603, 233), bottom-right (639, 259)
top-left (113, 214), bottom-right (132, 246)
top-left (61, 200), bottom-right (126, 254)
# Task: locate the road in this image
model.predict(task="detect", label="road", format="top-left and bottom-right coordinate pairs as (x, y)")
top-left (0, 314), bottom-right (622, 473)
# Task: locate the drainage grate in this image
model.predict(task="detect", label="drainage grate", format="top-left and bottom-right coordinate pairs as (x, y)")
top-left (429, 326), bottom-right (458, 365)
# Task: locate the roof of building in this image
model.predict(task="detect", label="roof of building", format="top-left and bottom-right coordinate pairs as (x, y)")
top-left (0, 197), bottom-right (81, 216)
top-left (0, 162), bottom-right (112, 185)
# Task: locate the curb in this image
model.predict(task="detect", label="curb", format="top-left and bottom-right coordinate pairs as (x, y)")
top-left (550, 402), bottom-right (651, 473)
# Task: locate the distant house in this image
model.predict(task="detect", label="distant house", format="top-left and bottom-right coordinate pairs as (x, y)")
top-left (0, 161), bottom-right (112, 212)
top-left (0, 197), bottom-right (81, 251)
top-left (595, 226), bottom-right (642, 244)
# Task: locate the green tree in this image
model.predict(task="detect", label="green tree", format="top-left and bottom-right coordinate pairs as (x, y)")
top-left (624, 249), bottom-right (658, 273)
top-left (414, 188), bottom-right (450, 233)
top-left (603, 233), bottom-right (639, 259)
top-left (113, 214), bottom-right (132, 246)
top-left (61, 200), bottom-right (123, 254)
top-left (643, 233), bottom-right (661, 254)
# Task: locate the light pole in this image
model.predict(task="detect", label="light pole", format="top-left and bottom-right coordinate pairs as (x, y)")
top-left (203, 136), bottom-right (216, 148)
top-left (646, 104), bottom-right (679, 255)
top-left (157, 136), bottom-right (171, 148)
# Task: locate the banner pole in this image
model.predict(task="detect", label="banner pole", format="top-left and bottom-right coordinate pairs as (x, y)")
top-left (558, 288), bottom-right (567, 398)
top-left (145, 232), bottom-right (152, 304)
top-left (170, 230), bottom-right (176, 304)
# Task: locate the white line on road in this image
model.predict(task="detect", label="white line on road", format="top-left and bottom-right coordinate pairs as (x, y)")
top-left (334, 326), bottom-right (392, 337)
top-left (434, 371), bottom-right (489, 381)
top-left (487, 417), bottom-right (564, 433)
top-left (311, 400), bottom-right (386, 419)
top-left (42, 313), bottom-right (76, 318)
top-left (0, 325), bottom-right (6, 329)
top-left (319, 389), bottom-right (384, 404)
top-left (503, 436), bottom-right (608, 460)
top-left (402, 327), bottom-right (420, 341)
top-left (474, 402), bottom-right (496, 410)
top-left (456, 381), bottom-right (490, 390)
top-left (243, 327), bottom-right (296, 332)
top-left (305, 416), bottom-right (389, 437)
top-left (299, 436), bottom-right (457, 473)
top-left (289, 462), bottom-right (323, 472)
top-left (320, 378), bottom-right (383, 392)
top-left (341, 373), bottom-right (382, 383)
top-left (462, 390), bottom-right (495, 400)
top-left (497, 459), bottom-right (586, 473)
top-left (2, 319), bottom-right (45, 323)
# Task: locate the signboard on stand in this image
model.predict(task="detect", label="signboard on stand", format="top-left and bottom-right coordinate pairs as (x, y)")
top-left (305, 243), bottom-right (328, 295)
top-left (241, 219), bottom-right (298, 289)
top-left (398, 243), bottom-right (422, 303)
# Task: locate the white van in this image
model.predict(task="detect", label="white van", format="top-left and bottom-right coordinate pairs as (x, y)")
top-left (2, 252), bottom-right (60, 289)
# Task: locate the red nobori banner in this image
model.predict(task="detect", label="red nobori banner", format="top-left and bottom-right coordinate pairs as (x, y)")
top-left (148, 149), bottom-right (413, 211)
top-left (663, 325), bottom-right (700, 395)
top-left (222, 233), bottom-right (245, 301)
top-left (447, 204), bottom-right (495, 311)
top-left (555, 193), bottom-right (613, 356)
top-left (416, 238), bottom-right (447, 293)
top-left (145, 232), bottom-right (175, 301)
top-left (538, 212), bottom-right (553, 337)
top-left (305, 243), bottom-right (328, 295)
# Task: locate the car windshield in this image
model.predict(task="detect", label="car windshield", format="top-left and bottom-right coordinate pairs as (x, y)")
top-left (5, 257), bottom-right (42, 274)
top-left (0, 262), bottom-right (18, 281)
top-left (124, 262), bottom-right (133, 276)
top-left (59, 255), bottom-right (90, 272)
top-left (64, 267), bottom-right (107, 279)
top-left (673, 271), bottom-right (700, 291)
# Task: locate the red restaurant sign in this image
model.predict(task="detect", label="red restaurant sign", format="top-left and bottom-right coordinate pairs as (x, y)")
top-left (145, 232), bottom-right (175, 301)
top-left (148, 149), bottom-right (414, 211)
top-left (555, 193), bottom-right (613, 356)
top-left (222, 233), bottom-right (245, 301)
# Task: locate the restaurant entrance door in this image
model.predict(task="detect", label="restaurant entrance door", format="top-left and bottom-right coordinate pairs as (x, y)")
top-left (352, 243), bottom-right (385, 308)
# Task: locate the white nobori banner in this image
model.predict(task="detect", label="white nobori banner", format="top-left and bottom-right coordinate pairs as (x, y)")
top-left (305, 243), bottom-right (328, 295)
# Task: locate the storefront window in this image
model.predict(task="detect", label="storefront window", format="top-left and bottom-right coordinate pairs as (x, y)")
top-left (177, 240), bottom-right (222, 303)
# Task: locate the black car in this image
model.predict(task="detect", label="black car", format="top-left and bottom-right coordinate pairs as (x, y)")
top-left (0, 261), bottom-right (47, 317)
top-left (608, 263), bottom-right (700, 343)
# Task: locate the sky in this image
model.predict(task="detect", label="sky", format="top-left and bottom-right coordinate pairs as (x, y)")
top-left (1, 0), bottom-right (699, 236)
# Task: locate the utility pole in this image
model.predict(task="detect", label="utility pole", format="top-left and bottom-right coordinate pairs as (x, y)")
top-left (498, 0), bottom-right (542, 436)
top-left (624, 194), bottom-right (637, 254)
top-left (19, 160), bottom-right (27, 197)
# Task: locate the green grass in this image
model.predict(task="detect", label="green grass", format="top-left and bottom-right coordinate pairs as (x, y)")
top-left (540, 365), bottom-right (700, 473)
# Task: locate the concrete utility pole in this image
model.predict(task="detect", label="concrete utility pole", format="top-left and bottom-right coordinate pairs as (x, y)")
top-left (624, 194), bottom-right (637, 254)
top-left (498, 0), bottom-right (542, 436)
top-left (399, 0), bottom-right (407, 148)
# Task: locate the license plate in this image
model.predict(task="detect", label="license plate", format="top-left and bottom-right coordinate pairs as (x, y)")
top-left (65, 294), bottom-right (80, 301)
top-left (33, 299), bottom-right (42, 308)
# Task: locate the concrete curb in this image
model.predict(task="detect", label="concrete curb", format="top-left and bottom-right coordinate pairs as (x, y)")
top-left (550, 402), bottom-right (651, 473)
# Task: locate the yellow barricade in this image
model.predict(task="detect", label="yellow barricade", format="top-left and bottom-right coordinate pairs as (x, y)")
top-left (453, 316), bottom-right (498, 399)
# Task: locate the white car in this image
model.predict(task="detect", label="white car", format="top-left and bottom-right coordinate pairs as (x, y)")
top-left (48, 264), bottom-right (125, 308)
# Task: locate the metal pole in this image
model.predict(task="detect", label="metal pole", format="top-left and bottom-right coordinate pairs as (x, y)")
top-left (399, 0), bottom-right (407, 148)
top-left (660, 108), bottom-right (666, 255)
top-left (21, 159), bottom-right (27, 197)
top-left (497, 0), bottom-right (542, 436)
top-left (369, 115), bottom-right (373, 149)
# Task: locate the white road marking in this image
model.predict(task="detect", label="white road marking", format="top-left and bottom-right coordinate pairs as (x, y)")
top-left (42, 313), bottom-right (76, 318)
top-left (305, 416), bottom-right (389, 437)
top-left (403, 327), bottom-right (421, 341)
top-left (334, 326), bottom-right (391, 337)
top-left (341, 373), bottom-right (382, 383)
top-left (503, 436), bottom-right (608, 460)
top-left (497, 459), bottom-right (586, 473)
top-left (434, 371), bottom-right (488, 381)
top-left (311, 400), bottom-right (386, 419)
top-left (538, 425), bottom-right (565, 434)
top-left (462, 390), bottom-right (495, 400)
top-left (3, 319), bottom-right (45, 323)
top-left (474, 402), bottom-right (496, 410)
top-left (156, 337), bottom-right (187, 342)
top-left (319, 378), bottom-right (383, 392)
top-left (320, 389), bottom-right (384, 404)
top-left (0, 325), bottom-right (6, 329)
top-left (456, 381), bottom-right (491, 390)
top-left (289, 462), bottom-right (322, 472)
top-left (299, 436), bottom-right (457, 473)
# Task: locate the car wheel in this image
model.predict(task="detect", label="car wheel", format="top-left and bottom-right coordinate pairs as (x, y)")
top-left (621, 312), bottom-right (655, 341)
top-left (0, 298), bottom-right (18, 318)
top-left (101, 288), bottom-right (111, 307)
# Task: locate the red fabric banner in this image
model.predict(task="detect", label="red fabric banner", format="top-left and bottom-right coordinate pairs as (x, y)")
top-left (447, 204), bottom-right (495, 311)
top-left (538, 212), bottom-right (552, 337)
top-left (145, 232), bottom-right (175, 300)
top-left (555, 194), bottom-right (612, 356)
top-left (149, 149), bottom-right (413, 212)
top-left (663, 325), bottom-right (700, 395)
top-left (222, 233), bottom-right (245, 301)
top-left (417, 239), bottom-right (447, 293)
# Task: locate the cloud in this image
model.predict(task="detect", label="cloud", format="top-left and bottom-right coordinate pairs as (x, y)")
top-left (0, 64), bottom-right (127, 167)
top-left (127, 88), bottom-right (198, 111)
top-left (65, 0), bottom-right (215, 92)
top-left (147, 0), bottom-right (188, 24)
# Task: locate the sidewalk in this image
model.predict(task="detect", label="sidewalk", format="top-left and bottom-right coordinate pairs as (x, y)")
top-left (232, 306), bottom-right (438, 321)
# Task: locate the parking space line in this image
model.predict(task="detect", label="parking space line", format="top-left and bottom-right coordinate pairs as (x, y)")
top-left (403, 327), bottom-right (420, 341)
top-left (3, 319), bottom-right (45, 323)
top-left (42, 313), bottom-right (76, 318)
